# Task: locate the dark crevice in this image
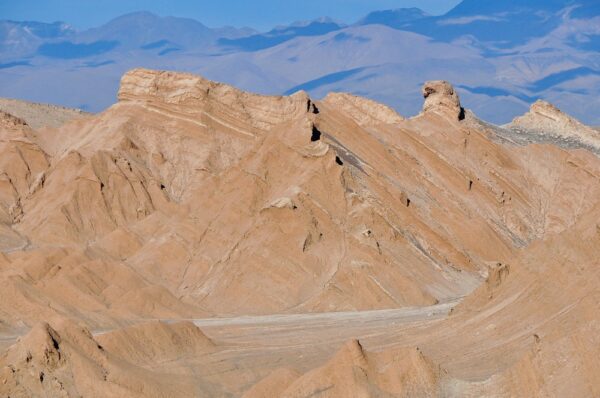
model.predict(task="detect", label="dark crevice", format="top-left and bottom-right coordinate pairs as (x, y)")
top-left (307, 100), bottom-right (320, 114)
top-left (469, 180), bottom-right (473, 191)
top-left (51, 335), bottom-right (60, 350)
top-left (335, 156), bottom-right (344, 166)
top-left (311, 126), bottom-right (322, 142)
top-left (39, 372), bottom-right (44, 383)
top-left (160, 184), bottom-right (166, 190)
top-left (406, 198), bottom-right (411, 207)
top-left (100, 182), bottom-right (105, 190)
top-left (458, 107), bottom-right (466, 121)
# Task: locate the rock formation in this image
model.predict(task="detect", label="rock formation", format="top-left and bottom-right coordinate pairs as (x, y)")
top-left (507, 99), bottom-right (600, 153)
top-left (421, 80), bottom-right (464, 120)
top-left (323, 92), bottom-right (404, 127)
top-left (1, 68), bottom-right (600, 397)
top-left (0, 319), bottom-right (219, 397)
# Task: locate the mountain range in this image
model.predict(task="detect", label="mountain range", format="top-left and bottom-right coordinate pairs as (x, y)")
top-left (1, 65), bottom-right (600, 397)
top-left (1, 0), bottom-right (599, 124)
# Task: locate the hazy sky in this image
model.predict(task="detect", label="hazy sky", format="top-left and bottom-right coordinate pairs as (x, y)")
top-left (0, 0), bottom-right (462, 30)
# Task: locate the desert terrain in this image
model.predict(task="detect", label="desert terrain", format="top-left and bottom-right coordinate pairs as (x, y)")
top-left (0, 68), bottom-right (599, 397)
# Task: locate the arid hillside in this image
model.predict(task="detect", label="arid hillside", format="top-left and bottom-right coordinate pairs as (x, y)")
top-left (1, 69), bottom-right (599, 397)
top-left (0, 98), bottom-right (89, 130)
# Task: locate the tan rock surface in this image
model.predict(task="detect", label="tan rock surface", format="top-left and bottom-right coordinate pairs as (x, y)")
top-left (0, 319), bottom-right (219, 397)
top-left (0, 98), bottom-right (89, 130)
top-left (323, 92), bottom-right (404, 127)
top-left (508, 99), bottom-right (600, 153)
top-left (242, 368), bottom-right (301, 398)
top-left (420, 80), bottom-right (464, 120)
top-left (276, 340), bottom-right (441, 398)
top-left (1, 68), bottom-right (600, 397)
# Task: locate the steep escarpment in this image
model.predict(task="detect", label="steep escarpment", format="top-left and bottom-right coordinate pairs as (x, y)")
top-left (1, 68), bottom-right (600, 397)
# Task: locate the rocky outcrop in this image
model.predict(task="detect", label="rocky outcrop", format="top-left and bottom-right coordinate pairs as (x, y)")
top-left (0, 319), bottom-right (217, 398)
top-left (323, 92), bottom-right (404, 127)
top-left (0, 110), bottom-right (50, 250)
top-left (118, 68), bottom-right (315, 130)
top-left (1, 321), bottom-right (99, 398)
top-left (507, 100), bottom-right (600, 152)
top-left (511, 100), bottom-right (585, 133)
top-left (0, 110), bottom-right (28, 130)
top-left (421, 80), bottom-right (464, 120)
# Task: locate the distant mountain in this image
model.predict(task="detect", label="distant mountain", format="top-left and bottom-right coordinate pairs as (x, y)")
top-left (402, 0), bottom-right (600, 47)
top-left (212, 25), bottom-right (258, 40)
top-left (445, 0), bottom-right (570, 15)
top-left (1, 12), bottom-right (257, 61)
top-left (0, 20), bottom-right (74, 40)
top-left (356, 8), bottom-right (429, 29)
top-left (0, 20), bottom-right (74, 57)
top-left (78, 12), bottom-right (216, 49)
top-left (218, 17), bottom-right (344, 51)
top-left (34, 12), bottom-right (257, 59)
top-left (1, 1), bottom-right (600, 124)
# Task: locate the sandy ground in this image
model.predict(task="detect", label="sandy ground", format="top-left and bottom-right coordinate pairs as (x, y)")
top-left (20, 300), bottom-right (446, 396)
top-left (191, 300), bottom-right (455, 348)
top-left (113, 301), bottom-right (455, 394)
top-left (1, 300), bottom-right (455, 365)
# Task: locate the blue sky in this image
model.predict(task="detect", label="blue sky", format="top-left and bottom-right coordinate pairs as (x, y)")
top-left (0, 0), bottom-right (461, 30)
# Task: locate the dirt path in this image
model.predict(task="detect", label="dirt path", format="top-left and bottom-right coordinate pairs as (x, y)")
top-left (145, 300), bottom-right (459, 394)
top-left (0, 301), bottom-right (459, 396)
top-left (190, 300), bottom-right (456, 347)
